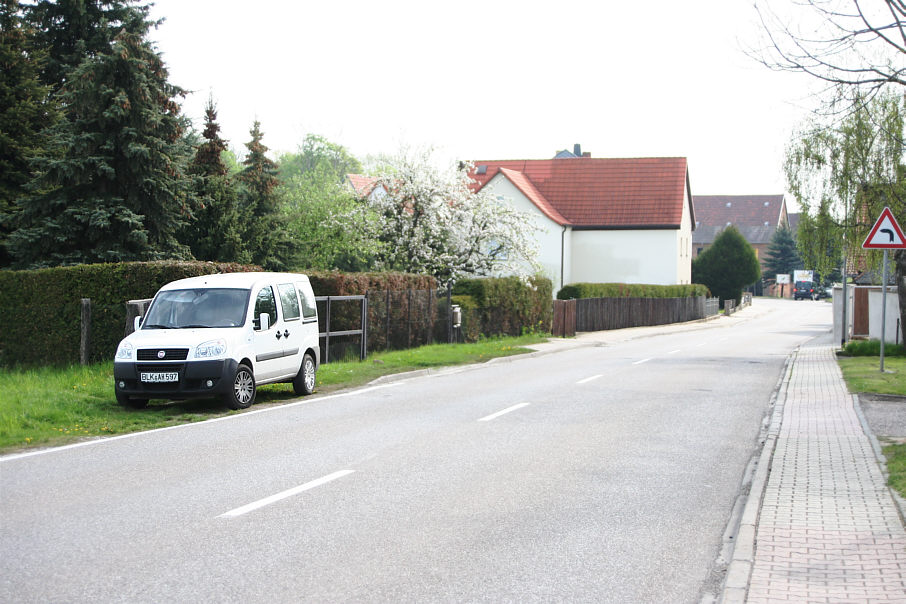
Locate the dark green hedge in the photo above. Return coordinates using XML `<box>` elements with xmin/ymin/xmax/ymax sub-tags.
<box><xmin>454</xmin><ymin>275</ymin><xmax>553</xmax><ymax>337</ymax></box>
<box><xmin>557</xmin><ymin>282</ymin><xmax>710</xmax><ymax>300</ymax></box>
<box><xmin>0</xmin><ymin>262</ymin><xmax>436</xmax><ymax>367</ymax></box>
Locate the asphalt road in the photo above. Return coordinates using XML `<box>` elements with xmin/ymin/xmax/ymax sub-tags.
<box><xmin>0</xmin><ymin>298</ymin><xmax>832</xmax><ymax>603</ymax></box>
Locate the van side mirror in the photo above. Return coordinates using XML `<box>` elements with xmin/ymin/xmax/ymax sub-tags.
<box><xmin>257</xmin><ymin>313</ymin><xmax>270</xmax><ymax>331</ymax></box>
<box><xmin>134</xmin><ymin>316</ymin><xmax>142</xmax><ymax>331</ymax></box>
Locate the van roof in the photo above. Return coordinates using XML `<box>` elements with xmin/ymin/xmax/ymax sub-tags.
<box><xmin>158</xmin><ymin>272</ymin><xmax>310</xmax><ymax>291</ymax></box>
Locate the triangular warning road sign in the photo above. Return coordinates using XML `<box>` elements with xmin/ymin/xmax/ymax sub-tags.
<box><xmin>863</xmin><ymin>207</ymin><xmax>906</xmax><ymax>249</ymax></box>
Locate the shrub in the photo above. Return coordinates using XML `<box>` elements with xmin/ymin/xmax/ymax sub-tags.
<box><xmin>843</xmin><ymin>340</ymin><xmax>906</xmax><ymax>357</ymax></box>
<box><xmin>557</xmin><ymin>282</ymin><xmax>709</xmax><ymax>300</ymax></box>
<box><xmin>454</xmin><ymin>275</ymin><xmax>553</xmax><ymax>337</ymax></box>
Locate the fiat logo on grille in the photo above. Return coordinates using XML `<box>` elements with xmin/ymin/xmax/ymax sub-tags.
<box><xmin>157</xmin><ymin>350</ymin><xmax>166</xmax><ymax>359</ymax></box>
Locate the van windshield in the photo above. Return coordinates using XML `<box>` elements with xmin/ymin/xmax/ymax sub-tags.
<box><xmin>143</xmin><ymin>288</ymin><xmax>250</xmax><ymax>329</ymax></box>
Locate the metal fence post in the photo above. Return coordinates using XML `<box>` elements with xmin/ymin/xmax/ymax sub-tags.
<box><xmin>447</xmin><ymin>281</ymin><xmax>453</xmax><ymax>344</ymax></box>
<box><xmin>324</xmin><ymin>297</ymin><xmax>331</xmax><ymax>363</ymax></box>
<box><xmin>361</xmin><ymin>296</ymin><xmax>368</xmax><ymax>360</ymax></box>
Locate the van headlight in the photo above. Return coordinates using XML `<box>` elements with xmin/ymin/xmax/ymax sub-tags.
<box><xmin>115</xmin><ymin>341</ymin><xmax>134</xmax><ymax>361</ymax></box>
<box><xmin>195</xmin><ymin>339</ymin><xmax>227</xmax><ymax>359</ymax></box>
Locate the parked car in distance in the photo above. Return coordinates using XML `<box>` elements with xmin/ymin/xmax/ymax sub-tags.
<box><xmin>114</xmin><ymin>272</ymin><xmax>320</xmax><ymax>410</ymax></box>
<box><xmin>793</xmin><ymin>280</ymin><xmax>818</xmax><ymax>300</ymax></box>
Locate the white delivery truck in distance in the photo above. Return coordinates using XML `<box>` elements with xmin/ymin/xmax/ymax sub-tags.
<box><xmin>114</xmin><ymin>272</ymin><xmax>320</xmax><ymax>410</ymax></box>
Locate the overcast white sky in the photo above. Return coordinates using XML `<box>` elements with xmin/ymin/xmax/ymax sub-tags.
<box><xmin>148</xmin><ymin>0</ymin><xmax>821</xmax><ymax>198</ymax></box>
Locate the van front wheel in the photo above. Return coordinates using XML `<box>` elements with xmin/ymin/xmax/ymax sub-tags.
<box><xmin>293</xmin><ymin>353</ymin><xmax>316</xmax><ymax>396</ymax></box>
<box><xmin>116</xmin><ymin>392</ymin><xmax>149</xmax><ymax>409</ymax></box>
<box><xmin>224</xmin><ymin>363</ymin><xmax>256</xmax><ymax>410</ymax></box>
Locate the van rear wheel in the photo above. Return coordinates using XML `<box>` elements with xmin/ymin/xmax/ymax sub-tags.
<box><xmin>293</xmin><ymin>353</ymin><xmax>316</xmax><ymax>395</ymax></box>
<box><xmin>224</xmin><ymin>363</ymin><xmax>255</xmax><ymax>410</ymax></box>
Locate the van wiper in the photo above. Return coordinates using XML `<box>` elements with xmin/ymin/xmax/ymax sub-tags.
<box><xmin>142</xmin><ymin>324</ymin><xmax>175</xmax><ymax>329</ymax></box>
<box><xmin>180</xmin><ymin>324</ymin><xmax>212</xmax><ymax>328</ymax></box>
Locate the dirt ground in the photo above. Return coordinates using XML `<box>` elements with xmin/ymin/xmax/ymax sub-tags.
<box><xmin>860</xmin><ymin>394</ymin><xmax>906</xmax><ymax>445</ymax></box>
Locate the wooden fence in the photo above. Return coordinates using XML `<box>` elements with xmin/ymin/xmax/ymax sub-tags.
<box><xmin>553</xmin><ymin>296</ymin><xmax>719</xmax><ymax>335</ymax></box>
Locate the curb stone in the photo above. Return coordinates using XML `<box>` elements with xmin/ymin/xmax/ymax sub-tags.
<box><xmin>718</xmin><ymin>348</ymin><xmax>796</xmax><ymax>604</ymax></box>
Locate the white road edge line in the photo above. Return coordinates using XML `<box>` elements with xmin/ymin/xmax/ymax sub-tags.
<box><xmin>576</xmin><ymin>374</ymin><xmax>603</xmax><ymax>385</ymax></box>
<box><xmin>219</xmin><ymin>470</ymin><xmax>355</xmax><ymax>519</ymax></box>
<box><xmin>632</xmin><ymin>358</ymin><xmax>652</xmax><ymax>365</ymax></box>
<box><xmin>478</xmin><ymin>403</ymin><xmax>530</xmax><ymax>422</ymax></box>
<box><xmin>668</xmin><ymin>349</ymin><xmax>681</xmax><ymax>355</ymax></box>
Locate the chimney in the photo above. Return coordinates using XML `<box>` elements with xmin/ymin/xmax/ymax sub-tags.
<box><xmin>582</xmin><ymin>152</ymin><xmax>590</xmax><ymax>158</ymax></box>
<box><xmin>573</xmin><ymin>143</ymin><xmax>581</xmax><ymax>156</ymax></box>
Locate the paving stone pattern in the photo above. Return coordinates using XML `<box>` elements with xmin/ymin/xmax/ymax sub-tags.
<box><xmin>747</xmin><ymin>345</ymin><xmax>906</xmax><ymax>603</ymax></box>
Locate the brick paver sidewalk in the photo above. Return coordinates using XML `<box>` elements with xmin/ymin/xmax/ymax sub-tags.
<box><xmin>746</xmin><ymin>345</ymin><xmax>906</xmax><ymax>602</ymax></box>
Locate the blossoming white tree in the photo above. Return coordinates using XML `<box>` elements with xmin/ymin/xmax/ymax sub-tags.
<box><xmin>354</xmin><ymin>150</ymin><xmax>540</xmax><ymax>283</ymax></box>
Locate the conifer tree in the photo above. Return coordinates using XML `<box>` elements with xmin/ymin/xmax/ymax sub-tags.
<box><xmin>183</xmin><ymin>97</ymin><xmax>245</xmax><ymax>262</ymax></box>
<box><xmin>0</xmin><ymin>0</ymin><xmax>56</xmax><ymax>266</ymax></box>
<box><xmin>25</xmin><ymin>0</ymin><xmax>151</xmax><ymax>95</ymax></box>
<box><xmin>8</xmin><ymin>29</ymin><xmax>193</xmax><ymax>267</ymax></box>
<box><xmin>762</xmin><ymin>226</ymin><xmax>802</xmax><ymax>279</ymax></box>
<box><xmin>692</xmin><ymin>226</ymin><xmax>761</xmax><ymax>307</ymax></box>
<box><xmin>238</xmin><ymin>121</ymin><xmax>288</xmax><ymax>269</ymax></box>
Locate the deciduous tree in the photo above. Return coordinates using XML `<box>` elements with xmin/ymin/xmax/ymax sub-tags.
<box><xmin>350</xmin><ymin>150</ymin><xmax>540</xmax><ymax>283</ymax></box>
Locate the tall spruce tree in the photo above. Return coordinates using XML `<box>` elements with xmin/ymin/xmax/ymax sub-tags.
<box><xmin>0</xmin><ymin>0</ymin><xmax>56</xmax><ymax>267</ymax></box>
<box><xmin>25</xmin><ymin>0</ymin><xmax>150</xmax><ymax>95</ymax></box>
<box><xmin>762</xmin><ymin>226</ymin><xmax>802</xmax><ymax>279</ymax></box>
<box><xmin>8</xmin><ymin>28</ymin><xmax>193</xmax><ymax>267</ymax></box>
<box><xmin>183</xmin><ymin>97</ymin><xmax>245</xmax><ymax>262</ymax></box>
<box><xmin>238</xmin><ymin>121</ymin><xmax>288</xmax><ymax>269</ymax></box>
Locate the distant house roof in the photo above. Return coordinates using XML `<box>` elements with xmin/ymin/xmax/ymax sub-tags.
<box><xmin>692</xmin><ymin>194</ymin><xmax>788</xmax><ymax>245</ymax></box>
<box><xmin>471</xmin><ymin>157</ymin><xmax>692</xmax><ymax>229</ymax></box>
<box><xmin>788</xmin><ymin>212</ymin><xmax>800</xmax><ymax>236</ymax></box>
<box><xmin>346</xmin><ymin>173</ymin><xmax>379</xmax><ymax>197</ymax></box>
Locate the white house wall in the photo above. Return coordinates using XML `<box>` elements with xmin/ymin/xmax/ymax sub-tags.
<box><xmin>571</xmin><ymin>229</ymin><xmax>682</xmax><ymax>285</ymax></box>
<box><xmin>483</xmin><ymin>175</ymin><xmax>568</xmax><ymax>292</ymax></box>
<box><xmin>677</xmin><ymin>185</ymin><xmax>693</xmax><ymax>283</ymax></box>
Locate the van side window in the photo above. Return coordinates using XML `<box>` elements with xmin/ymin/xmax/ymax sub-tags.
<box><xmin>277</xmin><ymin>283</ymin><xmax>300</xmax><ymax>321</ymax></box>
<box><xmin>297</xmin><ymin>282</ymin><xmax>317</xmax><ymax>319</ymax></box>
<box><xmin>253</xmin><ymin>286</ymin><xmax>277</xmax><ymax>330</ymax></box>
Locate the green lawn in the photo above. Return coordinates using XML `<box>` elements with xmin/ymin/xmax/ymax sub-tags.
<box><xmin>0</xmin><ymin>334</ymin><xmax>546</xmax><ymax>454</ymax></box>
<box><xmin>837</xmin><ymin>355</ymin><xmax>906</xmax><ymax>498</ymax></box>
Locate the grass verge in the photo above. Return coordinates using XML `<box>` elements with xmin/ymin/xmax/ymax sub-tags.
<box><xmin>837</xmin><ymin>356</ymin><xmax>906</xmax><ymax>397</ymax></box>
<box><xmin>0</xmin><ymin>334</ymin><xmax>547</xmax><ymax>454</ymax></box>
<box><xmin>838</xmin><ymin>355</ymin><xmax>906</xmax><ymax>498</ymax></box>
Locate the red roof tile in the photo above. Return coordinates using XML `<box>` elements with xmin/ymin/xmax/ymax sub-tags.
<box><xmin>692</xmin><ymin>195</ymin><xmax>786</xmax><ymax>228</ymax></box>
<box><xmin>346</xmin><ymin>173</ymin><xmax>379</xmax><ymax>197</ymax></box>
<box><xmin>471</xmin><ymin>158</ymin><xmax>690</xmax><ymax>227</ymax></box>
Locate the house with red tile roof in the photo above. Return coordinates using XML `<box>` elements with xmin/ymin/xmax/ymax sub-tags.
<box><xmin>345</xmin><ymin>174</ymin><xmax>387</xmax><ymax>202</ymax></box>
<box><xmin>691</xmin><ymin>194</ymin><xmax>790</xmax><ymax>271</ymax></box>
<box><xmin>470</xmin><ymin>154</ymin><xmax>695</xmax><ymax>293</ymax></box>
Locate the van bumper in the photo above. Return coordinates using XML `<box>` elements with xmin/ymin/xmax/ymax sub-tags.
<box><xmin>113</xmin><ymin>359</ymin><xmax>239</xmax><ymax>400</ymax></box>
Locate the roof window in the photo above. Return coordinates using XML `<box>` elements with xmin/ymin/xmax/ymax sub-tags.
<box><xmin>726</xmin><ymin>202</ymin><xmax>732</xmax><ymax>207</ymax></box>
<box><xmin>764</xmin><ymin>201</ymin><xmax>770</xmax><ymax>206</ymax></box>
<box><xmin>477</xmin><ymin>165</ymin><xmax>487</xmax><ymax>175</ymax></box>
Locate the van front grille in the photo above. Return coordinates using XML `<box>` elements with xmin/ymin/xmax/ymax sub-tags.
<box><xmin>137</xmin><ymin>348</ymin><xmax>189</xmax><ymax>361</ymax></box>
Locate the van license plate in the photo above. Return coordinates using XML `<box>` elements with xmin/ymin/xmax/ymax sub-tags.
<box><xmin>140</xmin><ymin>372</ymin><xmax>179</xmax><ymax>383</ymax></box>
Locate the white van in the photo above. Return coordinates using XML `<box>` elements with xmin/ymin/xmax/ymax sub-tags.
<box><xmin>114</xmin><ymin>272</ymin><xmax>320</xmax><ymax>410</ymax></box>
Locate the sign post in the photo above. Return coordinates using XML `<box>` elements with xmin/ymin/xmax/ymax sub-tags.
<box><xmin>861</xmin><ymin>207</ymin><xmax>906</xmax><ymax>371</ymax></box>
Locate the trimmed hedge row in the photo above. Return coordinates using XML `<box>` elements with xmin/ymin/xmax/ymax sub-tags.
<box><xmin>0</xmin><ymin>262</ymin><xmax>436</xmax><ymax>367</ymax></box>
<box><xmin>557</xmin><ymin>282</ymin><xmax>710</xmax><ymax>300</ymax></box>
<box><xmin>454</xmin><ymin>275</ymin><xmax>553</xmax><ymax>337</ymax></box>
